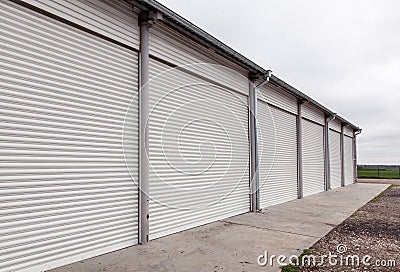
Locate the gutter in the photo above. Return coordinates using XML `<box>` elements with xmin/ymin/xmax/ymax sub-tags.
<box><xmin>353</xmin><ymin>129</ymin><xmax>361</xmax><ymax>183</ymax></box>
<box><xmin>132</xmin><ymin>0</ymin><xmax>360</xmax><ymax>131</ymax></box>
<box><xmin>256</xmin><ymin>70</ymin><xmax>273</xmax><ymax>89</ymax></box>
<box><xmin>134</xmin><ymin>0</ymin><xmax>266</xmax><ymax>75</ymax></box>
<box><xmin>327</xmin><ymin>113</ymin><xmax>337</xmax><ymax>123</ymax></box>
<box><xmin>269</xmin><ymin>76</ymin><xmax>359</xmax><ymax>130</ymax></box>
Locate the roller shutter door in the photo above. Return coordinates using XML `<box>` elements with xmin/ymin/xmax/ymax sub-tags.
<box><xmin>302</xmin><ymin>120</ymin><xmax>325</xmax><ymax>197</ymax></box>
<box><xmin>0</xmin><ymin>2</ymin><xmax>139</xmax><ymax>272</ymax></box>
<box><xmin>344</xmin><ymin>136</ymin><xmax>354</xmax><ymax>185</ymax></box>
<box><xmin>20</xmin><ymin>0</ymin><xmax>140</xmax><ymax>49</ymax></box>
<box><xmin>148</xmin><ymin>59</ymin><xmax>250</xmax><ymax>239</ymax></box>
<box><xmin>329</xmin><ymin>129</ymin><xmax>342</xmax><ymax>189</ymax></box>
<box><xmin>258</xmin><ymin>102</ymin><xmax>298</xmax><ymax>208</ymax></box>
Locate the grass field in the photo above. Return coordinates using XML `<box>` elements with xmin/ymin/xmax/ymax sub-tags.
<box><xmin>358</xmin><ymin>169</ymin><xmax>400</xmax><ymax>179</ymax></box>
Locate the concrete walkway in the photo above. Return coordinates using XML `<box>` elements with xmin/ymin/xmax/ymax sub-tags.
<box><xmin>50</xmin><ymin>183</ymin><xmax>388</xmax><ymax>272</ymax></box>
<box><xmin>358</xmin><ymin>178</ymin><xmax>400</xmax><ymax>185</ymax></box>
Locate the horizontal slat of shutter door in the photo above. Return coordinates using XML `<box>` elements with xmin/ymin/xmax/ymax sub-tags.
<box><xmin>344</xmin><ymin>136</ymin><xmax>354</xmax><ymax>185</ymax></box>
<box><xmin>258</xmin><ymin>102</ymin><xmax>298</xmax><ymax>208</ymax></box>
<box><xmin>344</xmin><ymin>126</ymin><xmax>354</xmax><ymax>137</ymax></box>
<box><xmin>149</xmin><ymin>23</ymin><xmax>249</xmax><ymax>95</ymax></box>
<box><xmin>302</xmin><ymin>103</ymin><xmax>325</xmax><ymax>125</ymax></box>
<box><xmin>0</xmin><ymin>2</ymin><xmax>139</xmax><ymax>272</ymax></box>
<box><xmin>329</xmin><ymin>129</ymin><xmax>341</xmax><ymax>189</ymax></box>
<box><xmin>21</xmin><ymin>0</ymin><xmax>140</xmax><ymax>49</ymax></box>
<box><xmin>329</xmin><ymin>119</ymin><xmax>342</xmax><ymax>133</ymax></box>
<box><xmin>302</xmin><ymin>119</ymin><xmax>325</xmax><ymax>197</ymax></box>
<box><xmin>257</xmin><ymin>84</ymin><xmax>298</xmax><ymax>115</ymax></box>
<box><xmin>149</xmin><ymin>59</ymin><xmax>250</xmax><ymax>239</ymax></box>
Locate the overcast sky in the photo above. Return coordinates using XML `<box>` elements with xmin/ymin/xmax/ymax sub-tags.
<box><xmin>159</xmin><ymin>0</ymin><xmax>400</xmax><ymax>165</ymax></box>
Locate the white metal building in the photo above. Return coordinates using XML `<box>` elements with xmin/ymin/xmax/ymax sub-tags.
<box><xmin>0</xmin><ymin>0</ymin><xmax>360</xmax><ymax>271</ymax></box>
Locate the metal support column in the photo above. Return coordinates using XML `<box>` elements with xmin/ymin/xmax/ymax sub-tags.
<box><xmin>340</xmin><ymin>124</ymin><xmax>345</xmax><ymax>187</ymax></box>
<box><xmin>297</xmin><ymin>99</ymin><xmax>305</xmax><ymax>199</ymax></box>
<box><xmin>248</xmin><ymin>71</ymin><xmax>272</xmax><ymax>211</ymax></box>
<box><xmin>139</xmin><ymin>19</ymin><xmax>150</xmax><ymax>245</ymax></box>
<box><xmin>324</xmin><ymin>115</ymin><xmax>330</xmax><ymax>191</ymax></box>
<box><xmin>138</xmin><ymin>10</ymin><xmax>162</xmax><ymax>245</ymax></box>
<box><xmin>248</xmin><ymin>80</ymin><xmax>258</xmax><ymax>212</ymax></box>
<box><xmin>324</xmin><ymin>114</ymin><xmax>336</xmax><ymax>191</ymax></box>
<box><xmin>353</xmin><ymin>136</ymin><xmax>357</xmax><ymax>183</ymax></box>
<box><xmin>354</xmin><ymin>129</ymin><xmax>361</xmax><ymax>183</ymax></box>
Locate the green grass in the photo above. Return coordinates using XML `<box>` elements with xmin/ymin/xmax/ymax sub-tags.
<box><xmin>358</xmin><ymin>169</ymin><xmax>400</xmax><ymax>179</ymax></box>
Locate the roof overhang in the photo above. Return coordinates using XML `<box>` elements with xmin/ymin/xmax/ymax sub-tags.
<box><xmin>131</xmin><ymin>0</ymin><xmax>360</xmax><ymax>131</ymax></box>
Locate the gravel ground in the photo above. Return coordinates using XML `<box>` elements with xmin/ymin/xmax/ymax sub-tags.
<box><xmin>292</xmin><ymin>186</ymin><xmax>400</xmax><ymax>271</ymax></box>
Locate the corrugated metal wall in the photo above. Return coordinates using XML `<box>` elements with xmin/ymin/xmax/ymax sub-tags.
<box><xmin>329</xmin><ymin>129</ymin><xmax>342</xmax><ymax>189</ymax></box>
<box><xmin>257</xmin><ymin>83</ymin><xmax>298</xmax><ymax>115</ymax></box>
<box><xmin>21</xmin><ymin>0</ymin><xmax>140</xmax><ymax>49</ymax></box>
<box><xmin>329</xmin><ymin>119</ymin><xmax>342</xmax><ymax>133</ymax></box>
<box><xmin>302</xmin><ymin>103</ymin><xmax>325</xmax><ymax>125</ymax></box>
<box><xmin>344</xmin><ymin>126</ymin><xmax>354</xmax><ymax>137</ymax></box>
<box><xmin>302</xmin><ymin>119</ymin><xmax>325</xmax><ymax>196</ymax></box>
<box><xmin>149</xmin><ymin>22</ymin><xmax>249</xmax><ymax>95</ymax></box>
<box><xmin>344</xmin><ymin>136</ymin><xmax>354</xmax><ymax>185</ymax></box>
<box><xmin>257</xmin><ymin>101</ymin><xmax>298</xmax><ymax>208</ymax></box>
<box><xmin>148</xmin><ymin>59</ymin><xmax>250</xmax><ymax>239</ymax></box>
<box><xmin>0</xmin><ymin>1</ymin><xmax>139</xmax><ymax>271</ymax></box>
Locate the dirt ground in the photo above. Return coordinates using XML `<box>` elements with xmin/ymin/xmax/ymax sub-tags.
<box><xmin>294</xmin><ymin>185</ymin><xmax>400</xmax><ymax>271</ymax></box>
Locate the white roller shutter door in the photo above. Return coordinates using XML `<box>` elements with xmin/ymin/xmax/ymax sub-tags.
<box><xmin>344</xmin><ymin>126</ymin><xmax>354</xmax><ymax>137</ymax></box>
<box><xmin>344</xmin><ymin>136</ymin><xmax>354</xmax><ymax>185</ymax></box>
<box><xmin>149</xmin><ymin>22</ymin><xmax>249</xmax><ymax>94</ymax></box>
<box><xmin>302</xmin><ymin>120</ymin><xmax>325</xmax><ymax>197</ymax></box>
<box><xmin>257</xmin><ymin>83</ymin><xmax>298</xmax><ymax>114</ymax></box>
<box><xmin>258</xmin><ymin>102</ymin><xmax>298</xmax><ymax>208</ymax></box>
<box><xmin>148</xmin><ymin>59</ymin><xmax>250</xmax><ymax>239</ymax></box>
<box><xmin>329</xmin><ymin>129</ymin><xmax>342</xmax><ymax>189</ymax></box>
<box><xmin>21</xmin><ymin>0</ymin><xmax>140</xmax><ymax>49</ymax></box>
<box><xmin>0</xmin><ymin>2</ymin><xmax>139</xmax><ymax>272</ymax></box>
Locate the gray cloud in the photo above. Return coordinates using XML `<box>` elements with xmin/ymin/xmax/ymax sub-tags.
<box><xmin>159</xmin><ymin>0</ymin><xmax>400</xmax><ymax>164</ymax></box>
